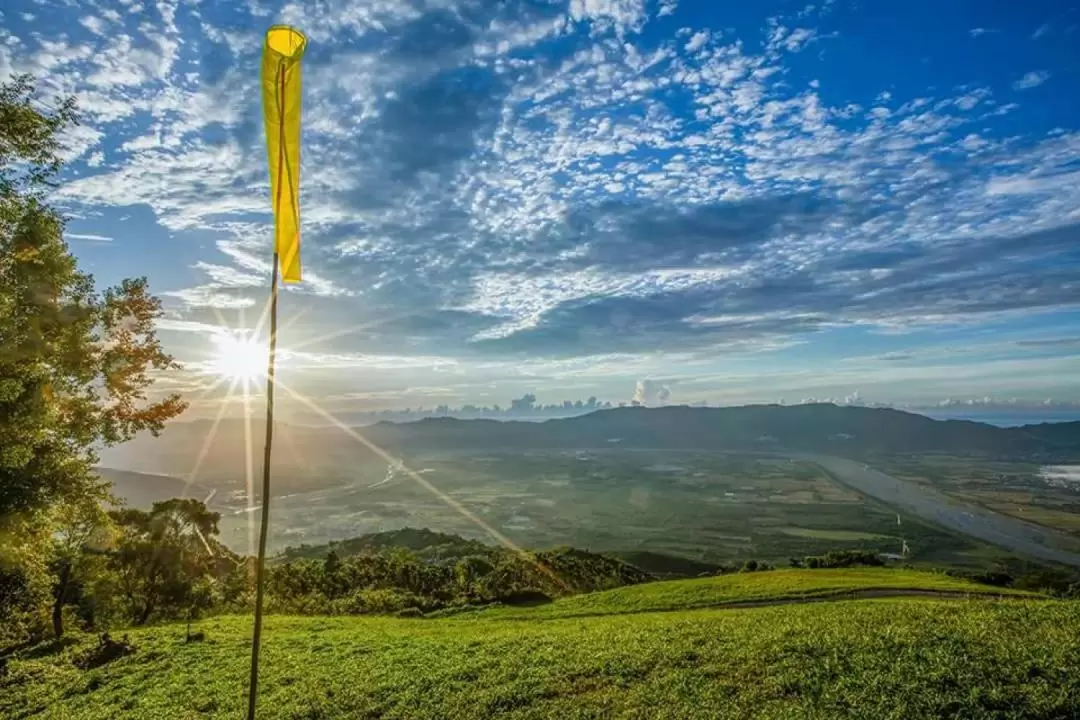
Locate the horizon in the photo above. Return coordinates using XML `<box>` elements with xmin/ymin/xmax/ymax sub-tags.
<box><xmin>150</xmin><ymin>398</ymin><xmax>1080</xmax><ymax>430</ymax></box>
<box><xmin>4</xmin><ymin>0</ymin><xmax>1079</xmax><ymax>420</ymax></box>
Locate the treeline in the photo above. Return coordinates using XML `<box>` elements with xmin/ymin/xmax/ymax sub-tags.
<box><xmin>269</xmin><ymin>545</ymin><xmax>650</xmax><ymax>616</ymax></box>
<box><xmin>947</xmin><ymin>559</ymin><xmax>1080</xmax><ymax>598</ymax></box>
<box><xmin>1</xmin><ymin>499</ymin><xmax>249</xmax><ymax>644</ymax></box>
<box><xmin>1</xmin><ymin>500</ymin><xmax>653</xmax><ymax>644</ymax></box>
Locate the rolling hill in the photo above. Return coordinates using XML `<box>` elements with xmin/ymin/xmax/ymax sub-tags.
<box><xmin>2</xmin><ymin>569</ymin><xmax>1073</xmax><ymax>720</ymax></box>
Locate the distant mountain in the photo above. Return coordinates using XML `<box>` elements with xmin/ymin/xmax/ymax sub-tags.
<box><xmin>96</xmin><ymin>467</ymin><xmax>217</xmax><ymax>510</ymax></box>
<box><xmin>99</xmin><ymin>404</ymin><xmax>1080</xmax><ymax>486</ymax></box>
<box><xmin>363</xmin><ymin>404</ymin><xmax>1080</xmax><ymax>458</ymax></box>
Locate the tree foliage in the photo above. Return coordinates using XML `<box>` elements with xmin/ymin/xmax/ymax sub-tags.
<box><xmin>109</xmin><ymin>499</ymin><xmax>239</xmax><ymax>626</ymax></box>
<box><xmin>0</xmin><ymin>73</ymin><xmax>186</xmax><ymax>518</ymax></box>
<box><xmin>0</xmin><ymin>74</ymin><xmax>187</xmax><ymax>640</ymax></box>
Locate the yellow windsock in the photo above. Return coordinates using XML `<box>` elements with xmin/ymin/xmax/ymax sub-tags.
<box><xmin>261</xmin><ymin>26</ymin><xmax>306</xmax><ymax>283</ymax></box>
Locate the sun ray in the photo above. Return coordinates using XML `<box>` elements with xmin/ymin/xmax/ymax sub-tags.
<box><xmin>279</xmin><ymin>308</ymin><xmax>422</xmax><ymax>354</ymax></box>
<box><xmin>274</xmin><ymin>378</ymin><xmax>568</xmax><ymax>591</ymax></box>
<box><xmin>242</xmin><ymin>377</ymin><xmax>256</xmax><ymax>557</ymax></box>
<box><xmin>238</xmin><ymin>305</ymin><xmax>257</xmax><ymax>557</ymax></box>
<box><xmin>182</xmin><ymin>376</ymin><xmax>240</xmax><ymax>498</ymax></box>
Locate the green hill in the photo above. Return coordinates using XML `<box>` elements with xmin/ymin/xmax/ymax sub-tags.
<box><xmin>4</xmin><ymin>569</ymin><xmax>1074</xmax><ymax>720</ymax></box>
<box><xmin>276</xmin><ymin>527</ymin><xmax>494</xmax><ymax>563</ymax></box>
<box><xmin>471</xmin><ymin>567</ymin><xmax>1036</xmax><ymax>620</ymax></box>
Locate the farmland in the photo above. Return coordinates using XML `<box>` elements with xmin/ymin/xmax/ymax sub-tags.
<box><xmin>213</xmin><ymin>451</ymin><xmax>994</xmax><ymax>566</ymax></box>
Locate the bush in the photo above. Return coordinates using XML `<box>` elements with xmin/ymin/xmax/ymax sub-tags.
<box><xmin>802</xmin><ymin>550</ymin><xmax>884</xmax><ymax>569</ymax></box>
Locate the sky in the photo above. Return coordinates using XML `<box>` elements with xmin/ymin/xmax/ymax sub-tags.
<box><xmin>3</xmin><ymin>0</ymin><xmax>1080</xmax><ymax>420</ymax></box>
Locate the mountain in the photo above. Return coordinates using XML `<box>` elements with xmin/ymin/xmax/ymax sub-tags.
<box><xmin>95</xmin><ymin>467</ymin><xmax>217</xmax><ymax>510</ymax></box>
<box><xmin>98</xmin><ymin>404</ymin><xmax>1080</xmax><ymax>486</ymax></box>
<box><xmin>354</xmin><ymin>403</ymin><xmax>1080</xmax><ymax>458</ymax></box>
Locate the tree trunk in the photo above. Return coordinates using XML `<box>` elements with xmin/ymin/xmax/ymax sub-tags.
<box><xmin>136</xmin><ymin>597</ymin><xmax>154</xmax><ymax>626</ymax></box>
<box><xmin>52</xmin><ymin>563</ymin><xmax>71</xmax><ymax>640</ymax></box>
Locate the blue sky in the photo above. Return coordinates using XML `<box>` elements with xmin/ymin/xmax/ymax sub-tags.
<box><xmin>3</xmin><ymin>0</ymin><xmax>1080</xmax><ymax>419</ymax></box>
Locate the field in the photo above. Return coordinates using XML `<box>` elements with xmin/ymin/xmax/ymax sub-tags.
<box><xmin>2</xmin><ymin>570</ymin><xmax>1074</xmax><ymax>720</ymax></box>
<box><xmin>472</xmin><ymin>568</ymin><xmax>1035</xmax><ymax>620</ymax></box>
<box><xmin>866</xmin><ymin>455</ymin><xmax>1080</xmax><ymax>540</ymax></box>
<box><xmin>217</xmin><ymin>451</ymin><xmax>998</xmax><ymax>565</ymax></box>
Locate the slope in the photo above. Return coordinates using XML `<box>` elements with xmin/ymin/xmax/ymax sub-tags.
<box><xmin>3</xmin><ymin>570</ymin><xmax>1072</xmax><ymax>720</ymax></box>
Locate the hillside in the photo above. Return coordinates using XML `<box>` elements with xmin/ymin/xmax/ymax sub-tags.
<box><xmin>277</xmin><ymin>527</ymin><xmax>494</xmax><ymax>563</ymax></box>
<box><xmin>98</xmin><ymin>404</ymin><xmax>1080</xmax><ymax>486</ymax></box>
<box><xmin>95</xmin><ymin>468</ymin><xmax>215</xmax><ymax>510</ymax></box>
<box><xmin>2</xmin><ymin>570</ymin><xmax>1074</xmax><ymax>720</ymax></box>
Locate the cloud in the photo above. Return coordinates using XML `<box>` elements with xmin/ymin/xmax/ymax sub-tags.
<box><xmin>156</xmin><ymin>318</ymin><xmax>228</xmax><ymax>334</ymax></box>
<box><xmin>569</xmin><ymin>0</ymin><xmax>649</xmax><ymax>35</ymax></box>
<box><xmin>969</xmin><ymin>28</ymin><xmax>996</xmax><ymax>37</ymax></box>
<box><xmin>1014</xmin><ymin>337</ymin><xmax>1080</xmax><ymax>348</ymax></box>
<box><xmin>1013</xmin><ymin>71</ymin><xmax>1050</xmax><ymax>90</ymax></box>
<box><xmin>634</xmin><ymin>378</ymin><xmax>672</xmax><ymax>405</ymax></box>
<box><xmin>65</xmin><ymin>232</ymin><xmax>112</xmax><ymax>243</ymax></box>
<box><xmin>163</xmin><ymin>286</ymin><xmax>257</xmax><ymax>310</ymax></box>
<box><xmin>4</xmin><ymin>0</ymin><xmax>1077</xmax><ymax>387</ymax></box>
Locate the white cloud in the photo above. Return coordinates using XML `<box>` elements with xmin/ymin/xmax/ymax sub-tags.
<box><xmin>156</xmin><ymin>318</ymin><xmax>228</xmax><ymax>334</ymax></box>
<box><xmin>684</xmin><ymin>30</ymin><xmax>709</xmax><ymax>53</ymax></box>
<box><xmin>65</xmin><ymin>232</ymin><xmax>113</xmax><ymax>242</ymax></box>
<box><xmin>634</xmin><ymin>378</ymin><xmax>672</xmax><ymax>405</ymax></box>
<box><xmin>569</xmin><ymin>0</ymin><xmax>649</xmax><ymax>35</ymax></box>
<box><xmin>1013</xmin><ymin>70</ymin><xmax>1050</xmax><ymax>90</ymax></box>
<box><xmin>79</xmin><ymin>16</ymin><xmax>107</xmax><ymax>36</ymax></box>
<box><xmin>163</xmin><ymin>286</ymin><xmax>257</xmax><ymax>309</ymax></box>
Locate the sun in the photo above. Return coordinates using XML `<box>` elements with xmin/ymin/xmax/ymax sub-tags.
<box><xmin>210</xmin><ymin>333</ymin><xmax>267</xmax><ymax>383</ymax></box>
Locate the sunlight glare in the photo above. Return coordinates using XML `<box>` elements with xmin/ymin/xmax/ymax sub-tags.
<box><xmin>211</xmin><ymin>333</ymin><xmax>267</xmax><ymax>383</ymax></box>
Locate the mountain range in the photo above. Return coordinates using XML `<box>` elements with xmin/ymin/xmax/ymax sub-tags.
<box><xmin>95</xmin><ymin>404</ymin><xmax>1080</xmax><ymax>504</ymax></box>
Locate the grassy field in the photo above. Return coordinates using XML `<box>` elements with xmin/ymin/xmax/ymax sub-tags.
<box><xmin>4</xmin><ymin>570</ymin><xmax>1074</xmax><ymax>720</ymax></box>
<box><xmin>471</xmin><ymin>568</ymin><xmax>1035</xmax><ymax>620</ymax></box>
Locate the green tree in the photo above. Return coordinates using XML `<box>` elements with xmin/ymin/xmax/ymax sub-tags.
<box><xmin>110</xmin><ymin>499</ymin><xmax>223</xmax><ymax>625</ymax></box>
<box><xmin>0</xmin><ymin>74</ymin><xmax>185</xmax><ymax>639</ymax></box>
<box><xmin>0</xmin><ymin>73</ymin><xmax>186</xmax><ymax>518</ymax></box>
<box><xmin>48</xmin><ymin>493</ymin><xmax>115</xmax><ymax>639</ymax></box>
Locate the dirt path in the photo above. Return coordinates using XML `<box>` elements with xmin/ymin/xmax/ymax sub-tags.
<box><xmin>807</xmin><ymin>454</ymin><xmax>1080</xmax><ymax>568</ymax></box>
<box><xmin>708</xmin><ymin>587</ymin><xmax>1028</xmax><ymax>610</ymax></box>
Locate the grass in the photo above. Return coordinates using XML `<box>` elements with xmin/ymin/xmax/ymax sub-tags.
<box><xmin>473</xmin><ymin>568</ymin><xmax>1035</xmax><ymax>620</ymax></box>
<box><xmin>2</xmin><ymin>570</ymin><xmax>1069</xmax><ymax>720</ymax></box>
<box><xmin>778</xmin><ymin>528</ymin><xmax>892</xmax><ymax>541</ymax></box>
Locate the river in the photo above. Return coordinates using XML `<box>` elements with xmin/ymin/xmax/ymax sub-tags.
<box><xmin>807</xmin><ymin>455</ymin><xmax>1080</xmax><ymax>569</ymax></box>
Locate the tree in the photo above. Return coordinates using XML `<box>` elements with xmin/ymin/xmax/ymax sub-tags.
<box><xmin>0</xmin><ymin>73</ymin><xmax>186</xmax><ymax>519</ymax></box>
<box><xmin>110</xmin><ymin>499</ymin><xmax>224</xmax><ymax>625</ymax></box>
<box><xmin>48</xmin><ymin>493</ymin><xmax>114</xmax><ymax>639</ymax></box>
